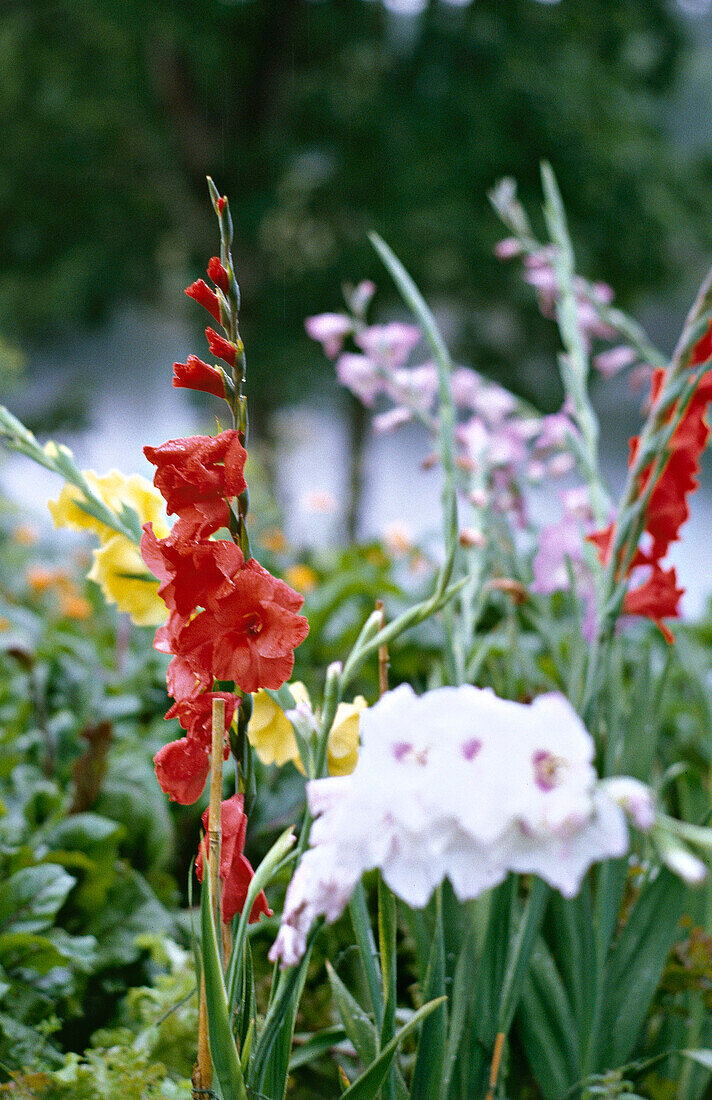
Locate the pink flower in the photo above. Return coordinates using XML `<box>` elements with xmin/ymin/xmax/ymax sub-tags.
<box><xmin>593</xmin><ymin>345</ymin><xmax>638</xmax><ymax>378</ymax></box>
<box><xmin>493</xmin><ymin>237</ymin><xmax>523</xmax><ymax>260</ymax></box>
<box><xmin>305</xmin><ymin>313</ymin><xmax>352</xmax><ymax>359</ymax></box>
<box><xmin>336</xmin><ymin>353</ymin><xmax>383</xmax><ymax>406</ymax></box>
<box><xmin>355</xmin><ymin>323</ymin><xmax>421</xmax><ymax>368</ymax></box>
<box><xmin>372</xmin><ymin>407</ymin><xmax>412</xmax><ymax>434</ymax></box>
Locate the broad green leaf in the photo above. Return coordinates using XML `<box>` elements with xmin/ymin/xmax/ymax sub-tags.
<box><xmin>199</xmin><ymin>862</ymin><xmax>248</xmax><ymax>1100</ymax></box>
<box><xmin>410</xmin><ymin>891</ymin><xmax>447</xmax><ymax>1100</ymax></box>
<box><xmin>340</xmin><ymin>997</ymin><xmax>447</xmax><ymax>1100</ymax></box>
<box><xmin>594</xmin><ymin>868</ymin><xmax>686</xmax><ymax>1071</ymax></box>
<box><xmin>378</xmin><ymin>876</ymin><xmax>398</xmax><ymax>1100</ymax></box>
<box><xmin>289</xmin><ymin>1026</ymin><xmax>349</xmax><ymax>1071</ymax></box>
<box><xmin>497</xmin><ymin>877</ymin><xmax>549</xmax><ymax>1035</ymax></box>
<box><xmin>249</xmin><ymin>922</ymin><xmax>321</xmax><ymax>1099</ymax></box>
<box><xmin>350</xmin><ymin>880</ymin><xmax>384</xmax><ymax>1030</ymax></box>
<box><xmin>518</xmin><ymin>943</ymin><xmax>580</xmax><ymax>1100</ymax></box>
<box><xmin>442</xmin><ymin>921</ymin><xmax>478</xmax><ymax>1099</ymax></box>
<box><xmin>0</xmin><ymin>864</ymin><xmax>75</xmax><ymax>934</ymax></box>
<box><xmin>327</xmin><ymin>961</ymin><xmax>378</xmax><ymax>1067</ymax></box>
<box><xmin>548</xmin><ymin>887</ymin><xmax>595</xmax><ymax>1037</ymax></box>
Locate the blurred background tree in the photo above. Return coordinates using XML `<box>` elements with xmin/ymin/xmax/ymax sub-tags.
<box><xmin>1</xmin><ymin>0</ymin><xmax>710</xmax><ymax>413</ymax></box>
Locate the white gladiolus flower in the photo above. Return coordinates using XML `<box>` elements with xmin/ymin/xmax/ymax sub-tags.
<box><xmin>269</xmin><ymin>684</ymin><xmax>640</xmax><ymax>968</ymax></box>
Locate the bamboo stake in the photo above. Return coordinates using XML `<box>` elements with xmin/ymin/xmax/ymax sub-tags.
<box><xmin>209</xmin><ymin>696</ymin><xmax>225</xmax><ymax>958</ymax></box>
<box><xmin>485</xmin><ymin>1031</ymin><xmax>506</xmax><ymax>1100</ymax></box>
<box><xmin>192</xmin><ymin>975</ymin><xmax>212</xmax><ymax>1096</ymax></box>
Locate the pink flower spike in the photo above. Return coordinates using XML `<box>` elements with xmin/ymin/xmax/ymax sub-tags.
<box><xmin>347</xmin><ymin>280</ymin><xmax>376</xmax><ymax>317</ymax></box>
<box><xmin>336</xmin><ymin>352</ymin><xmax>383</xmax><ymax>406</ymax></box>
<box><xmin>355</xmin><ymin>323</ymin><xmax>421</xmax><ymax>369</ymax></box>
<box><xmin>372</xmin><ymin>407</ymin><xmax>412</xmax><ymax>434</ymax></box>
<box><xmin>450</xmin><ymin>367</ymin><xmax>482</xmax><ymax>409</ymax></box>
<box><xmin>472</xmin><ymin>385</ymin><xmax>517</xmax><ymax>425</ymax></box>
<box><xmin>593</xmin><ymin>345</ymin><xmax>638</xmax><ymax>378</ymax></box>
<box><xmin>305</xmin><ymin>313</ymin><xmax>352</xmax><ymax>359</ymax></box>
<box><xmin>493</xmin><ymin>237</ymin><xmax>523</xmax><ymax>260</ymax></box>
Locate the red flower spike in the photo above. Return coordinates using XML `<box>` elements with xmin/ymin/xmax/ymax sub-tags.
<box><xmin>154</xmin><ymin>737</ymin><xmax>210</xmax><ymax>804</ymax></box>
<box><xmin>690</xmin><ymin>319</ymin><xmax>712</xmax><ymax>366</ymax></box>
<box><xmin>168</xmin><ymin>558</ymin><xmax>309</xmax><ymax>694</ymax></box>
<box><xmin>141</xmin><ymin>524</ymin><xmax>244</xmax><ymax>615</ymax></box>
<box><xmin>207</xmin><ymin>257</ymin><xmax>230</xmax><ymax>296</ymax></box>
<box><xmin>185</xmin><ymin>279</ymin><xmax>222</xmax><ymax>324</ymax></box>
<box><xmin>588</xmin><ymin>366</ymin><xmax>712</xmax><ymax>641</ymax></box>
<box><xmin>144</xmin><ymin>431</ymin><xmax>247</xmax><ymax>517</ymax></box>
<box><xmin>173</xmin><ymin>355</ymin><xmax>226</xmax><ymax>399</ymax></box>
<box><xmin>165</xmin><ymin>691</ymin><xmax>238</xmax><ymax>749</ymax></box>
<box><xmin>623</xmin><ymin>566</ymin><xmax>684</xmax><ymax>644</ymax></box>
<box><xmin>196</xmin><ymin>794</ymin><xmax>272</xmax><ymax>924</ymax></box>
<box><xmin>205</xmin><ymin>327</ymin><xmax>237</xmax><ymax>368</ymax></box>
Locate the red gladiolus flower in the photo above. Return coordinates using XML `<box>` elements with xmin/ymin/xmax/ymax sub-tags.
<box><xmin>589</xmin><ymin>364</ymin><xmax>712</xmax><ymax>640</ymax></box>
<box><xmin>166</xmin><ymin>558</ymin><xmax>309</xmax><ymax>694</ymax></box>
<box><xmin>205</xmin><ymin>327</ymin><xmax>237</xmax><ymax>368</ymax></box>
<box><xmin>690</xmin><ymin>318</ymin><xmax>712</xmax><ymax>366</ymax></box>
<box><xmin>173</xmin><ymin>355</ymin><xmax>226</xmax><ymax>399</ymax></box>
<box><xmin>165</xmin><ymin>690</ymin><xmax>238</xmax><ymax>748</ymax></box>
<box><xmin>196</xmin><ymin>794</ymin><xmax>272</xmax><ymax>923</ymax></box>
<box><xmin>141</xmin><ymin>524</ymin><xmax>244</xmax><ymax>615</ymax></box>
<box><xmin>144</xmin><ymin>431</ymin><xmax>247</xmax><ymax>518</ymax></box>
<box><xmin>216</xmin><ymin>196</ymin><xmax>227</xmax><ymax>216</ymax></box>
<box><xmin>207</xmin><ymin>257</ymin><xmax>230</xmax><ymax>296</ymax></box>
<box><xmin>622</xmin><ymin>565</ymin><xmax>684</xmax><ymax>644</ymax></box>
<box><xmin>185</xmin><ymin>278</ymin><xmax>222</xmax><ymax>324</ymax></box>
<box><xmin>154</xmin><ymin>737</ymin><xmax>210</xmax><ymax>804</ymax></box>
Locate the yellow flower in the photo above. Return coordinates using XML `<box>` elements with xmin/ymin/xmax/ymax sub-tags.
<box><xmin>248</xmin><ymin>682</ymin><xmax>310</xmax><ymax>768</ymax></box>
<box><xmin>284</xmin><ymin>563</ymin><xmax>318</xmax><ymax>594</ymax></box>
<box><xmin>49</xmin><ymin>470</ymin><xmax>169</xmax><ymax>627</ymax></box>
<box><xmin>49</xmin><ymin>470</ymin><xmax>169</xmax><ymax>543</ymax></box>
<box><xmin>247</xmin><ymin>684</ymin><xmax>366</xmax><ymax>776</ymax></box>
<box><xmin>327</xmin><ymin>697</ymin><xmax>367</xmax><ymax>776</ymax></box>
<box><xmin>88</xmin><ymin>535</ymin><xmax>167</xmax><ymax>627</ymax></box>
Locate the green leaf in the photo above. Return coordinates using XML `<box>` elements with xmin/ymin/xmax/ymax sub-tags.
<box><xmin>289</xmin><ymin>1026</ymin><xmax>348</xmax><ymax>1071</ymax></box>
<box><xmin>595</xmin><ymin>868</ymin><xmax>686</xmax><ymax>1070</ymax></box>
<box><xmin>349</xmin><ymin>880</ymin><xmax>384</xmax><ymax>1031</ymax></box>
<box><xmin>339</xmin><ymin>997</ymin><xmax>447</xmax><ymax>1100</ymax></box>
<box><xmin>199</xmin><ymin>860</ymin><xmax>248</xmax><ymax>1100</ymax></box>
<box><xmin>518</xmin><ymin>942</ymin><xmax>580</xmax><ymax>1100</ymax></box>
<box><xmin>378</xmin><ymin>876</ymin><xmax>398</xmax><ymax>1100</ymax></box>
<box><xmin>327</xmin><ymin>961</ymin><xmax>378</xmax><ymax>1067</ymax></box>
<box><xmin>497</xmin><ymin>877</ymin><xmax>549</xmax><ymax>1035</ymax></box>
<box><xmin>409</xmin><ymin>890</ymin><xmax>447</xmax><ymax>1100</ymax></box>
<box><xmin>0</xmin><ymin>864</ymin><xmax>75</xmax><ymax>934</ymax></box>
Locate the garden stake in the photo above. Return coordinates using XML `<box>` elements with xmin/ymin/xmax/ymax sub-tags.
<box><xmin>209</xmin><ymin>696</ymin><xmax>226</xmax><ymax>959</ymax></box>
<box><xmin>485</xmin><ymin>1031</ymin><xmax>506</xmax><ymax>1100</ymax></box>
<box><xmin>193</xmin><ymin>974</ymin><xmax>212</xmax><ymax>1096</ymax></box>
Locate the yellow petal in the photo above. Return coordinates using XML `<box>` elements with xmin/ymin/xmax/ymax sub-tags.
<box><xmin>49</xmin><ymin>470</ymin><xmax>169</xmax><ymax>544</ymax></box>
<box><xmin>88</xmin><ymin>535</ymin><xmax>166</xmax><ymax>626</ymax></box>
<box><xmin>327</xmin><ymin>696</ymin><xmax>366</xmax><ymax>776</ymax></box>
<box><xmin>248</xmin><ymin>682</ymin><xmax>310</xmax><ymax>768</ymax></box>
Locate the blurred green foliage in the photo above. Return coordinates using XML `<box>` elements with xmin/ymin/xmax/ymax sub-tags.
<box><xmin>1</xmin><ymin>0</ymin><xmax>710</xmax><ymax>410</ymax></box>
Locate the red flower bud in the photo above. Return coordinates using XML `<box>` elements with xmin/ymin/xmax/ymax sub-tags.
<box><xmin>172</xmin><ymin>355</ymin><xmax>226</xmax><ymax>399</ymax></box>
<box><xmin>216</xmin><ymin>196</ymin><xmax>227</xmax><ymax>215</ymax></box>
<box><xmin>207</xmin><ymin>256</ymin><xmax>230</xmax><ymax>295</ymax></box>
<box><xmin>154</xmin><ymin>737</ymin><xmax>210</xmax><ymax>804</ymax></box>
<box><xmin>196</xmin><ymin>794</ymin><xmax>272</xmax><ymax>923</ymax></box>
<box><xmin>205</xmin><ymin>327</ymin><xmax>237</xmax><ymax>368</ymax></box>
<box><xmin>185</xmin><ymin>278</ymin><xmax>222</xmax><ymax>323</ymax></box>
